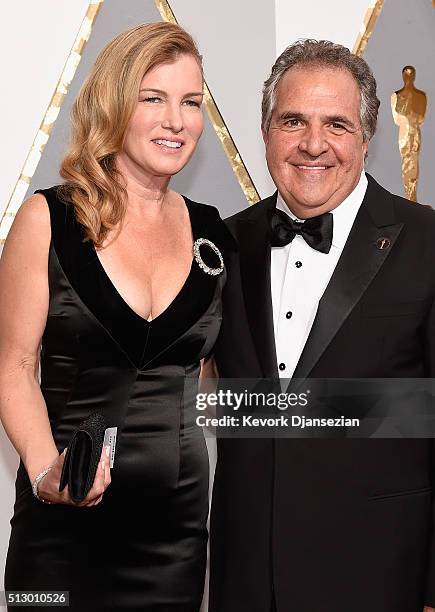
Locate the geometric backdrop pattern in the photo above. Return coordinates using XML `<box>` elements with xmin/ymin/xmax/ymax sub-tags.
<box><xmin>4</xmin><ymin>0</ymin><xmax>401</xmax><ymax>243</ymax></box>
<box><xmin>4</xmin><ymin>0</ymin><xmax>431</xmax><ymax>246</ymax></box>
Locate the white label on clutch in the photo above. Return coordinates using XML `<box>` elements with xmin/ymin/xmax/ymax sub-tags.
<box><xmin>103</xmin><ymin>427</ymin><xmax>117</xmax><ymax>468</ymax></box>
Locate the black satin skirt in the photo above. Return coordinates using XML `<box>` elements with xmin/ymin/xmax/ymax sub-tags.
<box><xmin>6</xmin><ymin>390</ymin><xmax>210</xmax><ymax>611</ymax></box>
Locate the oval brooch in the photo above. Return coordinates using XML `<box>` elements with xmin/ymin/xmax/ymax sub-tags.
<box><xmin>193</xmin><ymin>238</ymin><xmax>224</xmax><ymax>276</ymax></box>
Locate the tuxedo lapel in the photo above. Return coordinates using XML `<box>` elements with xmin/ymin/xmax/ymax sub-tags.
<box><xmin>237</xmin><ymin>194</ymin><xmax>278</xmax><ymax>378</ymax></box>
<box><xmin>292</xmin><ymin>174</ymin><xmax>404</xmax><ymax>381</ymax></box>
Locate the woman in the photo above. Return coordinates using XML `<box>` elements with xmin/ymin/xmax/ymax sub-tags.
<box><xmin>0</xmin><ymin>22</ymin><xmax>231</xmax><ymax>610</ymax></box>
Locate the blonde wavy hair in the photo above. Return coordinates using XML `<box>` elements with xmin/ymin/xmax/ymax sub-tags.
<box><xmin>59</xmin><ymin>22</ymin><xmax>203</xmax><ymax>247</ymax></box>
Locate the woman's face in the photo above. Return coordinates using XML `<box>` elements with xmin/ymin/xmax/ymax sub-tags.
<box><xmin>119</xmin><ymin>53</ymin><xmax>204</xmax><ymax>180</ymax></box>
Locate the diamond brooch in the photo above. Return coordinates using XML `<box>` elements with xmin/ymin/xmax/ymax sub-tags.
<box><xmin>193</xmin><ymin>238</ymin><xmax>224</xmax><ymax>276</ymax></box>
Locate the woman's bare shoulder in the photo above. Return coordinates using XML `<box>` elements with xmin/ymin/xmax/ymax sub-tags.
<box><xmin>16</xmin><ymin>193</ymin><xmax>50</xmax><ymax>225</ymax></box>
<box><xmin>2</xmin><ymin>193</ymin><xmax>51</xmax><ymax>259</ymax></box>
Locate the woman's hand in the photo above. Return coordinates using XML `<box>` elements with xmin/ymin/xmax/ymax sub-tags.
<box><xmin>36</xmin><ymin>445</ymin><xmax>112</xmax><ymax>507</ymax></box>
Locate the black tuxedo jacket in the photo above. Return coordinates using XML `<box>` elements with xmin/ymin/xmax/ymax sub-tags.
<box><xmin>209</xmin><ymin>174</ymin><xmax>435</xmax><ymax>612</ymax></box>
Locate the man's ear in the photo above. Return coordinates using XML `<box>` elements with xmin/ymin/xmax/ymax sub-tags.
<box><xmin>363</xmin><ymin>140</ymin><xmax>369</xmax><ymax>154</ymax></box>
<box><xmin>362</xmin><ymin>138</ymin><xmax>369</xmax><ymax>162</ymax></box>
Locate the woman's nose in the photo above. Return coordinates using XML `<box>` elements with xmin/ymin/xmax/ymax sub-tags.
<box><xmin>161</xmin><ymin>103</ymin><xmax>183</xmax><ymax>133</ymax></box>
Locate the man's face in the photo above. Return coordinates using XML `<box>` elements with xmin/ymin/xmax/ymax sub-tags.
<box><xmin>263</xmin><ymin>66</ymin><xmax>369</xmax><ymax>218</ymax></box>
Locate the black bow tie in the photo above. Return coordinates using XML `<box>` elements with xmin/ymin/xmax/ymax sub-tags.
<box><xmin>269</xmin><ymin>208</ymin><xmax>333</xmax><ymax>254</ymax></box>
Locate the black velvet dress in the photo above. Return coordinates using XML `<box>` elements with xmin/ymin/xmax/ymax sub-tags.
<box><xmin>5</xmin><ymin>186</ymin><xmax>232</xmax><ymax>611</ymax></box>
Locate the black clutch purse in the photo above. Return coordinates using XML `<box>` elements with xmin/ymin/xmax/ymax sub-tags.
<box><xmin>59</xmin><ymin>412</ymin><xmax>106</xmax><ymax>503</ymax></box>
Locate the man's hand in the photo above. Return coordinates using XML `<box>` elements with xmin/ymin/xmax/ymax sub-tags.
<box><xmin>424</xmin><ymin>607</ymin><xmax>435</xmax><ymax>611</ymax></box>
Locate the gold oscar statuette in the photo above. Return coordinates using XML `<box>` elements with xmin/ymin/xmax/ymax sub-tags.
<box><xmin>391</xmin><ymin>66</ymin><xmax>427</xmax><ymax>202</ymax></box>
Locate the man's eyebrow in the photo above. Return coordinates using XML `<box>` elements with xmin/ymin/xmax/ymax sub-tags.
<box><xmin>277</xmin><ymin>111</ymin><xmax>305</xmax><ymax>122</ymax></box>
<box><xmin>277</xmin><ymin>111</ymin><xmax>358</xmax><ymax>130</ymax></box>
<box><xmin>139</xmin><ymin>87</ymin><xmax>204</xmax><ymax>97</ymax></box>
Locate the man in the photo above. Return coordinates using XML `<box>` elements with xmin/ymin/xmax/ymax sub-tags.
<box><xmin>209</xmin><ymin>40</ymin><xmax>435</xmax><ymax>612</ymax></box>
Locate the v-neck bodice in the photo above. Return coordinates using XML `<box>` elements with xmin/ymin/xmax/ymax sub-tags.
<box><xmin>37</xmin><ymin>186</ymin><xmax>232</xmax><ymax>369</ymax></box>
<box><xmin>89</xmin><ymin>194</ymin><xmax>200</xmax><ymax>326</ymax></box>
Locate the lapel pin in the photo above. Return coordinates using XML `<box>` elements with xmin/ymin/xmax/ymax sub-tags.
<box><xmin>376</xmin><ymin>237</ymin><xmax>391</xmax><ymax>250</ymax></box>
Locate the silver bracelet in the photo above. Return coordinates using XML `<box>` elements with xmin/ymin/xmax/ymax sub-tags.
<box><xmin>32</xmin><ymin>465</ymin><xmax>53</xmax><ymax>504</ymax></box>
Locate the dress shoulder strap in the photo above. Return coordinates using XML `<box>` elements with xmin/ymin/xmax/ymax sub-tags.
<box><xmin>35</xmin><ymin>186</ymin><xmax>93</xmax><ymax>287</ymax></box>
<box><xmin>35</xmin><ymin>186</ymin><xmax>79</xmax><ymax>254</ymax></box>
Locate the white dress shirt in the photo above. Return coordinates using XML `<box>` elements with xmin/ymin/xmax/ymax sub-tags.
<box><xmin>271</xmin><ymin>171</ymin><xmax>368</xmax><ymax>379</ymax></box>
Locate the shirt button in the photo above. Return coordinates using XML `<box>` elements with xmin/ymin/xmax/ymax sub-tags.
<box><xmin>279</xmin><ymin>363</ymin><xmax>286</xmax><ymax>371</ymax></box>
<box><xmin>286</xmin><ymin>311</ymin><xmax>292</xmax><ymax>319</ymax></box>
<box><xmin>295</xmin><ymin>261</ymin><xmax>302</xmax><ymax>268</ymax></box>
